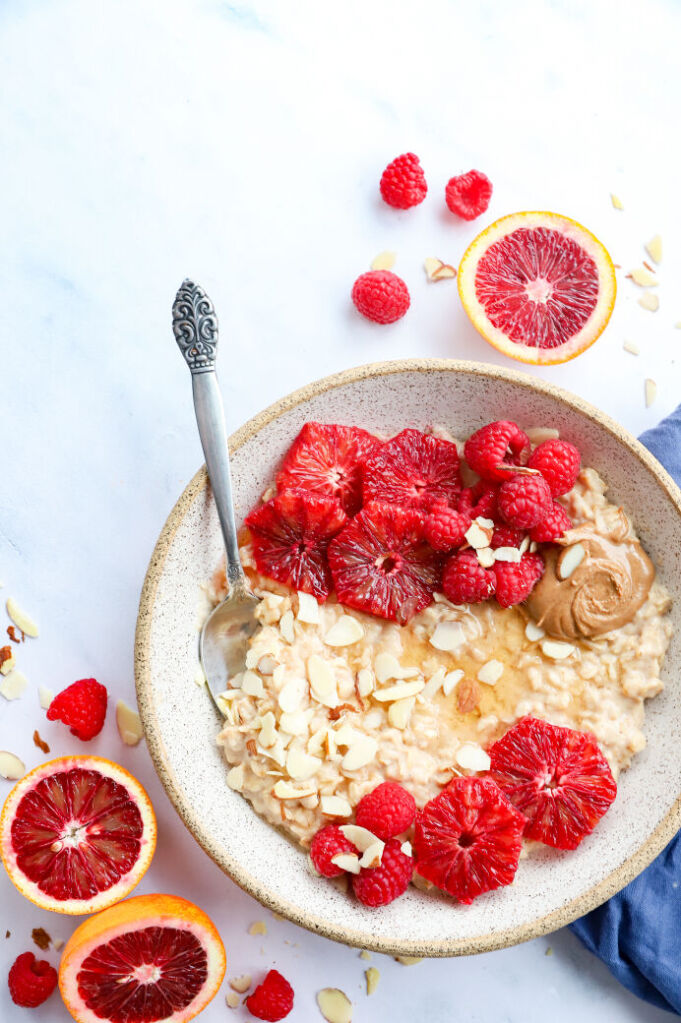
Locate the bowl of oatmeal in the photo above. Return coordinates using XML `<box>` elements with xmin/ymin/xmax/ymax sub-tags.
<box><xmin>135</xmin><ymin>359</ymin><xmax>681</xmax><ymax>956</ymax></box>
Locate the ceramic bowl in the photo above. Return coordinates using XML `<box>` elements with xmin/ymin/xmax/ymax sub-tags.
<box><xmin>135</xmin><ymin>359</ymin><xmax>681</xmax><ymax>957</ymax></box>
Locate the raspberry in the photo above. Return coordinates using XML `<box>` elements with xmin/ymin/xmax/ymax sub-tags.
<box><xmin>442</xmin><ymin>550</ymin><xmax>495</xmax><ymax>604</ymax></box>
<box><xmin>528</xmin><ymin>439</ymin><xmax>581</xmax><ymax>496</ymax></box>
<box><xmin>310</xmin><ymin>825</ymin><xmax>356</xmax><ymax>878</ymax></box>
<box><xmin>489</xmin><ymin>717</ymin><xmax>617</xmax><ymax>850</ymax></box>
<box><xmin>362</xmin><ymin>428</ymin><xmax>461</xmax><ymax>511</ymax></box>
<box><xmin>46</xmin><ymin>678</ymin><xmax>107</xmax><ymax>741</ymax></box>
<box><xmin>328</xmin><ymin>502</ymin><xmax>441</xmax><ymax>623</ymax></box>
<box><xmin>463</xmin><ymin>421</ymin><xmax>530</xmax><ymax>482</ymax></box>
<box><xmin>379</xmin><ymin>152</ymin><xmax>428</xmax><ymax>209</ymax></box>
<box><xmin>352</xmin><ymin>270</ymin><xmax>410</xmax><ymax>325</ymax></box>
<box><xmin>246</xmin><ymin>492</ymin><xmax>347</xmax><ymax>601</ymax></box>
<box><xmin>494</xmin><ymin>552</ymin><xmax>544</xmax><ymax>607</ymax></box>
<box><xmin>245</xmin><ymin>970</ymin><xmax>294</xmax><ymax>1022</ymax></box>
<box><xmin>424</xmin><ymin>503</ymin><xmax>470</xmax><ymax>552</ymax></box>
<box><xmin>497</xmin><ymin>474</ymin><xmax>552</xmax><ymax>529</ymax></box>
<box><xmin>352</xmin><ymin>838</ymin><xmax>413</xmax><ymax>907</ymax></box>
<box><xmin>355</xmin><ymin>781</ymin><xmax>416</xmax><ymax>840</ymax></box>
<box><xmin>445</xmin><ymin>169</ymin><xmax>493</xmax><ymax>221</ymax></box>
<box><xmin>457</xmin><ymin>480</ymin><xmax>499</xmax><ymax>521</ymax></box>
<box><xmin>413</xmin><ymin>777</ymin><xmax>525</xmax><ymax>904</ymax></box>
<box><xmin>490</xmin><ymin>524</ymin><xmax>525</xmax><ymax>549</ymax></box>
<box><xmin>530</xmin><ymin>501</ymin><xmax>572</xmax><ymax>543</ymax></box>
<box><xmin>276</xmin><ymin>423</ymin><xmax>381</xmax><ymax>516</ymax></box>
<box><xmin>8</xmin><ymin>952</ymin><xmax>58</xmax><ymax>1008</ymax></box>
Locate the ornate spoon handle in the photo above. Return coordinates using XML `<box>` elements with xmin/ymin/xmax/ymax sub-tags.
<box><xmin>172</xmin><ymin>279</ymin><xmax>248</xmax><ymax>593</ymax></box>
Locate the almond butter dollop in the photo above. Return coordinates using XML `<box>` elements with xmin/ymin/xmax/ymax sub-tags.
<box><xmin>525</xmin><ymin>524</ymin><xmax>655</xmax><ymax>640</ymax></box>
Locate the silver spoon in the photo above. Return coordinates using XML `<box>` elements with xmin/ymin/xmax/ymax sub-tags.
<box><xmin>172</xmin><ymin>279</ymin><xmax>260</xmax><ymax>711</ymax></box>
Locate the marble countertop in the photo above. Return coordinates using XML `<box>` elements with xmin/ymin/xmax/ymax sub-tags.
<box><xmin>1</xmin><ymin>0</ymin><xmax>679</xmax><ymax>1019</ymax></box>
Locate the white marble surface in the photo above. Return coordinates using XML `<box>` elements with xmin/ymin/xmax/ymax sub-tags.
<box><xmin>1</xmin><ymin>0</ymin><xmax>680</xmax><ymax>1019</ymax></box>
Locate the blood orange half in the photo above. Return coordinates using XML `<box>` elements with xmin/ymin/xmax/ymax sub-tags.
<box><xmin>59</xmin><ymin>894</ymin><xmax>226</xmax><ymax>1023</ymax></box>
<box><xmin>0</xmin><ymin>756</ymin><xmax>156</xmax><ymax>914</ymax></box>
<box><xmin>458</xmin><ymin>211</ymin><xmax>616</xmax><ymax>365</ymax></box>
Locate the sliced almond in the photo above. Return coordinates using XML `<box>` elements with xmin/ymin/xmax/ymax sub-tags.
<box><xmin>639</xmin><ymin>293</ymin><xmax>659</xmax><ymax>312</ymax></box>
<box><xmin>279</xmin><ymin>609</ymin><xmax>295</xmax><ymax>643</ymax></box>
<box><xmin>541</xmin><ymin>638</ymin><xmax>575</xmax><ymax>660</ymax></box>
<box><xmin>0</xmin><ymin>669</ymin><xmax>27</xmax><ymax>700</ymax></box>
<box><xmin>395</xmin><ymin>956</ymin><xmax>423</xmax><ymax>966</ymax></box>
<box><xmin>340</xmin><ymin>824</ymin><xmax>382</xmax><ymax>852</ymax></box>
<box><xmin>279</xmin><ymin>710</ymin><xmax>310</xmax><ymax>736</ymax></box>
<box><xmin>6</xmin><ymin>598</ymin><xmax>38</xmax><ymax>638</ymax></box>
<box><xmin>278</xmin><ymin>676</ymin><xmax>308</xmax><ymax>714</ymax></box>
<box><xmin>465</xmin><ymin>521</ymin><xmax>493</xmax><ymax>549</ymax></box>
<box><xmin>477</xmin><ymin>660</ymin><xmax>504</xmax><ymax>686</ymax></box>
<box><xmin>429</xmin><ymin>621</ymin><xmax>465</xmax><ymax>652</ymax></box>
<box><xmin>0</xmin><ymin>751</ymin><xmax>25</xmax><ymax>780</ymax></box>
<box><xmin>115</xmin><ymin>700</ymin><xmax>144</xmax><ymax>745</ymax></box>
<box><xmin>610</xmin><ymin>193</ymin><xmax>624</xmax><ymax>210</ymax></box>
<box><xmin>307</xmin><ymin>655</ymin><xmax>339</xmax><ymax>708</ymax></box>
<box><xmin>324</xmin><ymin>615</ymin><xmax>365</xmax><ymax>647</ymax></box>
<box><xmin>388</xmin><ymin>696</ymin><xmax>415</xmax><ymax>729</ymax></box>
<box><xmin>645</xmin><ymin>378</ymin><xmax>657</xmax><ymax>408</ymax></box>
<box><xmin>330</xmin><ymin>852</ymin><xmax>361</xmax><ymax>875</ymax></box>
<box><xmin>371</xmin><ymin>250</ymin><xmax>396</xmax><ymax>271</ymax></box>
<box><xmin>476</xmin><ymin>547</ymin><xmax>495</xmax><ymax>568</ymax></box>
<box><xmin>0</xmin><ymin>654</ymin><xmax>15</xmax><ymax>676</ymax></box>
<box><xmin>645</xmin><ymin>234</ymin><xmax>662</xmax><ymax>265</ymax></box>
<box><xmin>258</xmin><ymin>711</ymin><xmax>278</xmax><ymax>748</ymax></box>
<box><xmin>341</xmin><ymin>735</ymin><xmax>377</xmax><ymax>771</ymax></box>
<box><xmin>526</xmin><ymin>427</ymin><xmax>560</xmax><ymax>445</ymax></box>
<box><xmin>455</xmin><ymin>742</ymin><xmax>491</xmax><ymax>772</ymax></box>
<box><xmin>519</xmin><ymin>535</ymin><xmax>531</xmax><ymax>555</ymax></box>
<box><xmin>242</xmin><ymin>670</ymin><xmax>265</xmax><ymax>697</ymax></box>
<box><xmin>424</xmin><ymin>257</ymin><xmax>456</xmax><ymax>281</ymax></box>
<box><xmin>442</xmin><ymin>669</ymin><xmax>464</xmax><ymax>696</ymax></box>
<box><xmin>356</xmin><ymin>668</ymin><xmax>374</xmax><ymax>697</ymax></box>
<box><xmin>494</xmin><ymin>546</ymin><xmax>521</xmax><ymax>563</ymax></box>
<box><xmin>297</xmin><ymin>592</ymin><xmax>320</xmax><ymax>624</ymax></box>
<box><xmin>373</xmin><ymin>679</ymin><xmax>424</xmax><ymax>702</ymax></box>
<box><xmin>320</xmin><ymin>794</ymin><xmax>352</xmax><ymax>817</ymax></box>
<box><xmin>226</xmin><ymin>763</ymin><xmax>245</xmax><ymax>791</ymax></box>
<box><xmin>307</xmin><ymin>726</ymin><xmax>327</xmax><ymax>756</ymax></box>
<box><xmin>373</xmin><ymin>652</ymin><xmax>419</xmax><ymax>683</ymax></box>
<box><xmin>630</xmin><ymin>267</ymin><xmax>658</xmax><ymax>287</ymax></box>
<box><xmin>557</xmin><ymin>542</ymin><xmax>586</xmax><ymax>580</ymax></box>
<box><xmin>272</xmin><ymin>779</ymin><xmax>317</xmax><ymax>799</ymax></box>
<box><xmin>286</xmin><ymin>747</ymin><xmax>322</xmax><ymax>780</ymax></box>
<box><xmin>525</xmin><ymin>621</ymin><xmax>545</xmax><ymax>642</ymax></box>
<box><xmin>317</xmin><ymin>988</ymin><xmax>353</xmax><ymax>1023</ymax></box>
<box><xmin>365</xmin><ymin>966</ymin><xmax>380</xmax><ymax>995</ymax></box>
<box><xmin>38</xmin><ymin>685</ymin><xmax>53</xmax><ymax>710</ymax></box>
<box><xmin>623</xmin><ymin>340</ymin><xmax>640</xmax><ymax>356</ymax></box>
<box><xmin>401</xmin><ymin>840</ymin><xmax>413</xmax><ymax>857</ymax></box>
<box><xmin>421</xmin><ymin>667</ymin><xmax>446</xmax><ymax>699</ymax></box>
<box><xmin>359</xmin><ymin>840</ymin><xmax>385</xmax><ymax>869</ymax></box>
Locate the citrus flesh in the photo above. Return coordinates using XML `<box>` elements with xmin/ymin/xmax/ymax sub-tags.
<box><xmin>59</xmin><ymin>893</ymin><xmax>226</xmax><ymax>1023</ymax></box>
<box><xmin>0</xmin><ymin>756</ymin><xmax>156</xmax><ymax>914</ymax></box>
<box><xmin>458</xmin><ymin>212</ymin><xmax>616</xmax><ymax>365</ymax></box>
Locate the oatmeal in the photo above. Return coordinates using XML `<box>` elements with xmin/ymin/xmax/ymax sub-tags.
<box><xmin>210</xmin><ymin>465</ymin><xmax>672</xmax><ymax>848</ymax></box>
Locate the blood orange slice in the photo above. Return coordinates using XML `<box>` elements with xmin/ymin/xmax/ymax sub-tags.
<box><xmin>458</xmin><ymin>211</ymin><xmax>616</xmax><ymax>365</ymax></box>
<box><xmin>59</xmin><ymin>893</ymin><xmax>226</xmax><ymax>1023</ymax></box>
<box><xmin>0</xmin><ymin>755</ymin><xmax>156</xmax><ymax>914</ymax></box>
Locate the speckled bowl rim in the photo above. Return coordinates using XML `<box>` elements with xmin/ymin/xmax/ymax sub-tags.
<box><xmin>135</xmin><ymin>358</ymin><xmax>681</xmax><ymax>957</ymax></box>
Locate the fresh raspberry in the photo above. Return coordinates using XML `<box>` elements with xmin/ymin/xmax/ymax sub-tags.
<box><xmin>424</xmin><ymin>503</ymin><xmax>471</xmax><ymax>553</ymax></box>
<box><xmin>379</xmin><ymin>152</ymin><xmax>428</xmax><ymax>209</ymax></box>
<box><xmin>362</xmin><ymin>429</ymin><xmax>461</xmax><ymax>511</ymax></box>
<box><xmin>445</xmin><ymin>169</ymin><xmax>493</xmax><ymax>220</ymax></box>
<box><xmin>276</xmin><ymin>423</ymin><xmax>381</xmax><ymax>516</ymax></box>
<box><xmin>528</xmin><ymin>439</ymin><xmax>581</xmax><ymax>496</ymax></box>
<box><xmin>355</xmin><ymin>781</ymin><xmax>416</xmax><ymax>840</ymax></box>
<box><xmin>463</xmin><ymin>421</ymin><xmax>530</xmax><ymax>482</ymax></box>
<box><xmin>489</xmin><ymin>717</ymin><xmax>617</xmax><ymax>850</ymax></box>
<box><xmin>442</xmin><ymin>550</ymin><xmax>495</xmax><ymax>604</ymax></box>
<box><xmin>457</xmin><ymin>480</ymin><xmax>499</xmax><ymax>521</ymax></box>
<box><xmin>498</xmin><ymin>474</ymin><xmax>552</xmax><ymax>529</ymax></box>
<box><xmin>310</xmin><ymin>825</ymin><xmax>356</xmax><ymax>878</ymax></box>
<box><xmin>246</xmin><ymin>492</ymin><xmax>346</xmax><ymax>601</ymax></box>
<box><xmin>352</xmin><ymin>270</ymin><xmax>410</xmax><ymax>325</ymax></box>
<box><xmin>8</xmin><ymin>952</ymin><xmax>58</xmax><ymax>1008</ymax></box>
<box><xmin>530</xmin><ymin>501</ymin><xmax>573</xmax><ymax>543</ymax></box>
<box><xmin>413</xmin><ymin>777</ymin><xmax>525</xmax><ymax>903</ymax></box>
<box><xmin>352</xmin><ymin>838</ymin><xmax>413</xmax><ymax>907</ymax></box>
<box><xmin>494</xmin><ymin>552</ymin><xmax>544</xmax><ymax>608</ymax></box>
<box><xmin>46</xmin><ymin>678</ymin><xmax>107</xmax><ymax>741</ymax></box>
<box><xmin>490</xmin><ymin>524</ymin><xmax>525</xmax><ymax>550</ymax></box>
<box><xmin>245</xmin><ymin>970</ymin><xmax>294</xmax><ymax>1022</ymax></box>
<box><xmin>328</xmin><ymin>502</ymin><xmax>441</xmax><ymax>623</ymax></box>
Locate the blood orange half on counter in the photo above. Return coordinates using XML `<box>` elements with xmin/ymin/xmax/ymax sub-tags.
<box><xmin>0</xmin><ymin>756</ymin><xmax>156</xmax><ymax>914</ymax></box>
<box><xmin>59</xmin><ymin>894</ymin><xmax>226</xmax><ymax>1023</ymax></box>
<box><xmin>458</xmin><ymin>211</ymin><xmax>616</xmax><ymax>365</ymax></box>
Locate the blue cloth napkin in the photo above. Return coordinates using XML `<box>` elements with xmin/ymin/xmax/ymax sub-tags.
<box><xmin>569</xmin><ymin>403</ymin><xmax>681</xmax><ymax>1016</ymax></box>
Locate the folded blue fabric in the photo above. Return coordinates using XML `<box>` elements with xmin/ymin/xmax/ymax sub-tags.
<box><xmin>569</xmin><ymin>404</ymin><xmax>681</xmax><ymax>1016</ymax></box>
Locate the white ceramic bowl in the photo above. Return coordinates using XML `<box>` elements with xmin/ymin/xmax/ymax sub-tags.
<box><xmin>135</xmin><ymin>359</ymin><xmax>681</xmax><ymax>957</ymax></box>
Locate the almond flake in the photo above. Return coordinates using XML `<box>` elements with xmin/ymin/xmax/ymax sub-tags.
<box><xmin>6</xmin><ymin>598</ymin><xmax>38</xmax><ymax>638</ymax></box>
<box><xmin>278</xmin><ymin>676</ymin><xmax>307</xmax><ymax>713</ymax></box>
<box><xmin>115</xmin><ymin>700</ymin><xmax>144</xmax><ymax>746</ymax></box>
<box><xmin>359</xmin><ymin>840</ymin><xmax>385</xmax><ymax>869</ymax></box>
<box><xmin>388</xmin><ymin>696</ymin><xmax>415</xmax><ymax>729</ymax></box>
<box><xmin>476</xmin><ymin>547</ymin><xmax>495</xmax><ymax>568</ymax></box>
<box><xmin>324</xmin><ymin>615</ymin><xmax>365</xmax><ymax>647</ymax></box>
<box><xmin>645</xmin><ymin>378</ymin><xmax>657</xmax><ymax>408</ymax></box>
<box><xmin>321</xmin><ymin>794</ymin><xmax>352</xmax><ymax>817</ymax></box>
<box><xmin>541</xmin><ymin>638</ymin><xmax>575</xmax><ymax>659</ymax></box>
<box><xmin>645</xmin><ymin>235</ymin><xmax>662</xmax><ymax>265</ymax></box>
<box><xmin>374</xmin><ymin>680</ymin><xmax>424</xmax><ymax>703</ymax></box>
<box><xmin>317</xmin><ymin>988</ymin><xmax>353</xmax><ymax>1023</ymax></box>
<box><xmin>257</xmin><ymin>710</ymin><xmax>277</xmax><ymax>748</ymax></box>
<box><xmin>442</xmin><ymin>669</ymin><xmax>464</xmax><ymax>696</ymax></box>
<box><xmin>226</xmin><ymin>763</ymin><xmax>245</xmax><ymax>791</ymax></box>
<box><xmin>395</xmin><ymin>956</ymin><xmax>423</xmax><ymax>966</ymax></box>
<box><xmin>424</xmin><ymin>256</ymin><xmax>456</xmax><ymax>281</ymax></box>
<box><xmin>279</xmin><ymin>609</ymin><xmax>295</xmax><ymax>643</ymax></box>
<box><xmin>494</xmin><ymin>546</ymin><xmax>521</xmax><ymax>563</ymax></box>
<box><xmin>273</xmin><ymin>779</ymin><xmax>317</xmax><ymax>799</ymax></box>
<box><xmin>356</xmin><ymin>668</ymin><xmax>374</xmax><ymax>697</ymax></box>
<box><xmin>331</xmin><ymin>852</ymin><xmax>361</xmax><ymax>875</ymax></box>
<box><xmin>455</xmin><ymin>742</ymin><xmax>491</xmax><ymax>772</ymax></box>
<box><xmin>529</xmin><ymin>540</ymin><xmax>538</xmax><ymax>553</ymax></box>
<box><xmin>307</xmin><ymin>655</ymin><xmax>338</xmax><ymax>708</ymax></box>
<box><xmin>279</xmin><ymin>710</ymin><xmax>310</xmax><ymax>736</ymax></box>
<box><xmin>248</xmin><ymin>921</ymin><xmax>267</xmax><ymax>936</ymax></box>
<box><xmin>340</xmin><ymin>824</ymin><xmax>381</xmax><ymax>851</ymax></box>
<box><xmin>525</xmin><ymin>621</ymin><xmax>545</xmax><ymax>642</ymax></box>
<box><xmin>557</xmin><ymin>542</ymin><xmax>586</xmax><ymax>580</ymax></box>
<box><xmin>242</xmin><ymin>670</ymin><xmax>265</xmax><ymax>697</ymax></box>
<box><xmin>465</xmin><ymin>521</ymin><xmax>493</xmax><ymax>549</ymax></box>
<box><xmin>229</xmin><ymin>971</ymin><xmax>252</xmax><ymax>993</ymax></box>
<box><xmin>0</xmin><ymin>751</ymin><xmax>25</xmax><ymax>780</ymax></box>
<box><xmin>307</xmin><ymin>727</ymin><xmax>327</xmax><ymax>756</ymax></box>
<box><xmin>623</xmin><ymin>340</ymin><xmax>640</xmax><ymax>355</ymax></box>
<box><xmin>519</xmin><ymin>535</ymin><xmax>531</xmax><ymax>554</ymax></box>
<box><xmin>630</xmin><ymin>267</ymin><xmax>658</xmax><ymax>287</ymax></box>
<box><xmin>429</xmin><ymin>621</ymin><xmax>465</xmax><ymax>652</ymax></box>
<box><xmin>610</xmin><ymin>193</ymin><xmax>624</xmax><ymax>210</ymax></box>
<box><xmin>341</xmin><ymin>735</ymin><xmax>377</xmax><ymax>771</ymax></box>
<box><xmin>401</xmin><ymin>840</ymin><xmax>413</xmax><ymax>857</ymax></box>
<box><xmin>421</xmin><ymin>667</ymin><xmax>446</xmax><ymax>698</ymax></box>
<box><xmin>371</xmin><ymin>250</ymin><xmax>396</xmax><ymax>271</ymax></box>
<box><xmin>0</xmin><ymin>654</ymin><xmax>15</xmax><ymax>676</ymax></box>
<box><xmin>297</xmin><ymin>592</ymin><xmax>320</xmax><ymax>624</ymax></box>
<box><xmin>286</xmin><ymin>747</ymin><xmax>322</xmax><ymax>780</ymax></box>
<box><xmin>477</xmin><ymin>660</ymin><xmax>503</xmax><ymax>686</ymax></box>
<box><xmin>373</xmin><ymin>652</ymin><xmax>419</xmax><ymax>683</ymax></box>
<box><xmin>639</xmin><ymin>293</ymin><xmax>659</xmax><ymax>312</ymax></box>
<box><xmin>38</xmin><ymin>685</ymin><xmax>53</xmax><ymax>710</ymax></box>
<box><xmin>526</xmin><ymin>427</ymin><xmax>560</xmax><ymax>445</ymax></box>
<box><xmin>0</xmin><ymin>669</ymin><xmax>27</xmax><ymax>701</ymax></box>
